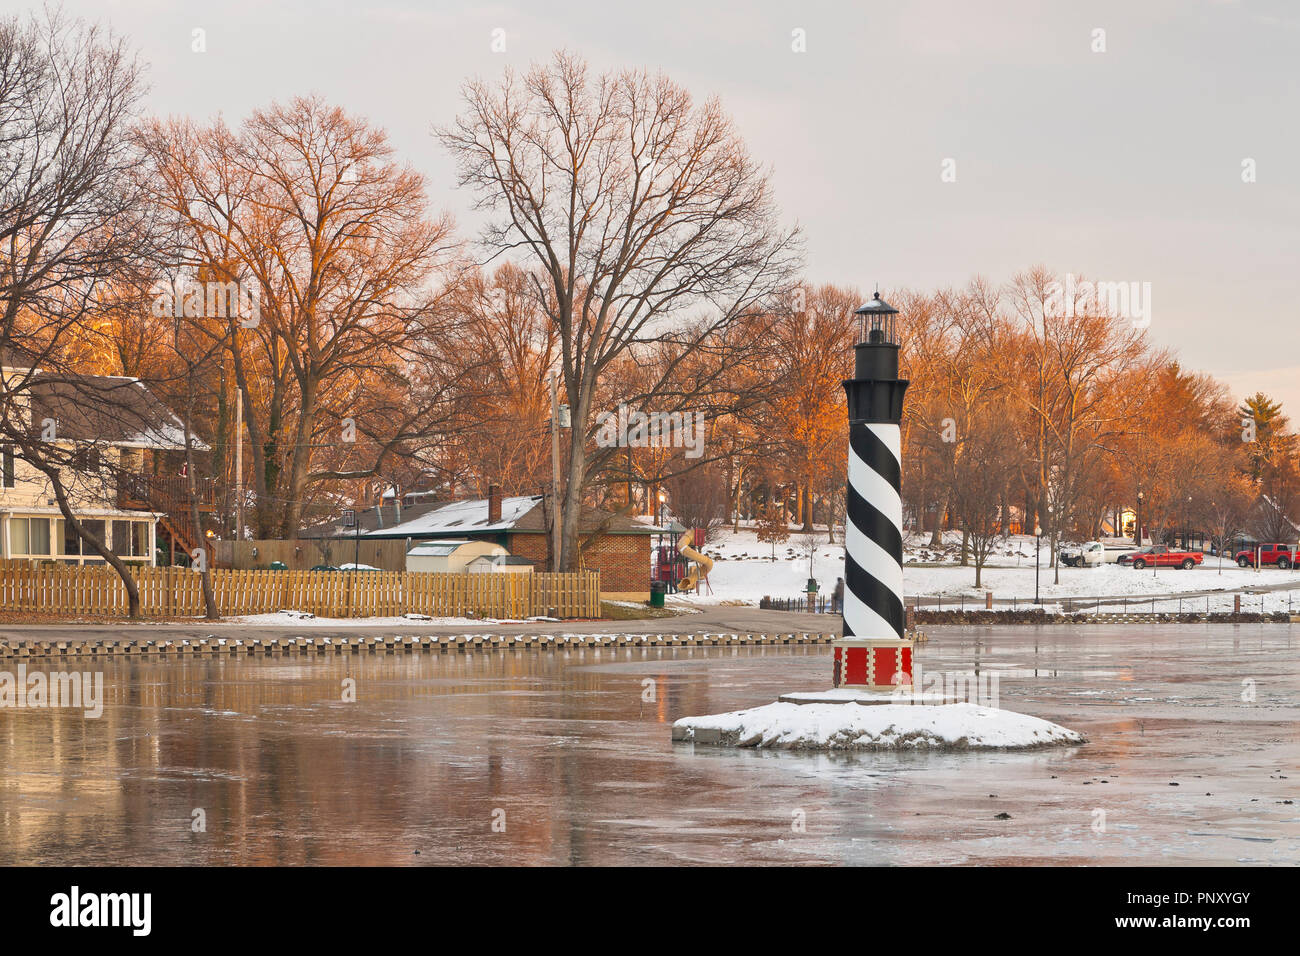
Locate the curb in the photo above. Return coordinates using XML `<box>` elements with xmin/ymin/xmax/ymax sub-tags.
<box><xmin>0</xmin><ymin>632</ymin><xmax>841</xmax><ymax>660</ymax></box>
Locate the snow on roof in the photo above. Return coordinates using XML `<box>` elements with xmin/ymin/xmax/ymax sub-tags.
<box><xmin>407</xmin><ymin>539</ymin><xmax>474</xmax><ymax>556</ymax></box>
<box><xmin>28</xmin><ymin>373</ymin><xmax>195</xmax><ymax>451</ymax></box>
<box><xmin>366</xmin><ymin>495</ymin><xmax>542</xmax><ymax>538</ymax></box>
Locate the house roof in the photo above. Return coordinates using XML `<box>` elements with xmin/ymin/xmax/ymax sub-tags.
<box><xmin>364</xmin><ymin>495</ymin><xmax>543</xmax><ymax>538</ymax></box>
<box><xmin>299</xmin><ymin>500</ymin><xmax>444</xmax><ymax>539</ymax></box>
<box><xmin>361</xmin><ymin>494</ymin><xmax>662</xmax><ymax>540</ymax></box>
<box><xmin>27</xmin><ymin>373</ymin><xmax>192</xmax><ymax>451</ymax></box>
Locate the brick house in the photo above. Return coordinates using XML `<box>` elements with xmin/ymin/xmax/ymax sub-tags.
<box><xmin>357</xmin><ymin>486</ymin><xmax>658</xmax><ymax>600</ymax></box>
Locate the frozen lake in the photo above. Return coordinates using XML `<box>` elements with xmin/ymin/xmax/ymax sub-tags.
<box><xmin>0</xmin><ymin>624</ymin><xmax>1296</xmax><ymax>865</ymax></box>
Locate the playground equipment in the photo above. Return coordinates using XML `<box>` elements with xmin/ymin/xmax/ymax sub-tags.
<box><xmin>675</xmin><ymin>530</ymin><xmax>714</xmax><ymax>593</ymax></box>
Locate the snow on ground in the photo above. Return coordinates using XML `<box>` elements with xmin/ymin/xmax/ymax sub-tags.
<box><xmin>687</xmin><ymin>526</ymin><xmax>1300</xmax><ymax>611</ymax></box>
<box><xmin>672</xmin><ymin>700</ymin><xmax>1085</xmax><ymax>750</ymax></box>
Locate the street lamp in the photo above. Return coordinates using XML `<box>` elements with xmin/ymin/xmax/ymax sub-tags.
<box><xmin>1034</xmin><ymin>523</ymin><xmax>1042</xmax><ymax>604</ymax></box>
<box><xmin>1136</xmin><ymin>488</ymin><xmax>1143</xmax><ymax>547</ymax></box>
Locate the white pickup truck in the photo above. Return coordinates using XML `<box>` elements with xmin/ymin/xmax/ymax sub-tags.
<box><xmin>1058</xmin><ymin>541</ymin><xmax>1137</xmax><ymax>567</ymax></box>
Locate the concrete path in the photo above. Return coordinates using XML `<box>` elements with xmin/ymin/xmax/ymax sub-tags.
<box><xmin>0</xmin><ymin>605</ymin><xmax>838</xmax><ymax>643</ymax></box>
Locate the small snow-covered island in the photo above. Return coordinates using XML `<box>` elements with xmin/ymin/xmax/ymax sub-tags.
<box><xmin>673</xmin><ymin>293</ymin><xmax>1085</xmax><ymax>753</ymax></box>
<box><xmin>671</xmin><ymin>696</ymin><xmax>1085</xmax><ymax>751</ymax></box>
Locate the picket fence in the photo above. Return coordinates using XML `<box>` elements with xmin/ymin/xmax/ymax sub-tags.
<box><xmin>0</xmin><ymin>566</ymin><xmax>601</xmax><ymax>620</ymax></box>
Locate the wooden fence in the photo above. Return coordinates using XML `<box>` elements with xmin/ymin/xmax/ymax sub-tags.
<box><xmin>0</xmin><ymin>566</ymin><xmax>601</xmax><ymax>620</ymax></box>
<box><xmin>214</xmin><ymin>538</ymin><xmax>411</xmax><ymax>572</ymax></box>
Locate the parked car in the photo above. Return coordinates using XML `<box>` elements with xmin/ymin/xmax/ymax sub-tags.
<box><xmin>1235</xmin><ymin>542</ymin><xmax>1298</xmax><ymax>569</ymax></box>
<box><xmin>1127</xmin><ymin>545</ymin><xmax>1203</xmax><ymax>570</ymax></box>
<box><xmin>1116</xmin><ymin>546</ymin><xmax>1151</xmax><ymax>566</ymax></box>
<box><xmin>1059</xmin><ymin>541</ymin><xmax>1136</xmax><ymax>567</ymax></box>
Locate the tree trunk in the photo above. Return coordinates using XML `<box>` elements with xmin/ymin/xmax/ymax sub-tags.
<box><xmin>928</xmin><ymin>494</ymin><xmax>945</xmax><ymax>547</ymax></box>
<box><xmin>732</xmin><ymin>464</ymin><xmax>745</xmax><ymax>532</ymax></box>
<box><xmin>280</xmin><ymin>374</ymin><xmax>319</xmax><ymax>538</ymax></box>
<box><xmin>184</xmin><ymin>386</ymin><xmax>219</xmax><ymax>620</ymax></box>
<box><xmin>41</xmin><ymin>462</ymin><xmax>142</xmax><ymax>618</ymax></box>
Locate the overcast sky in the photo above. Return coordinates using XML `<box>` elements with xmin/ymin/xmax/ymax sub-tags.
<box><xmin>13</xmin><ymin>0</ymin><xmax>1299</xmax><ymax>414</ymax></box>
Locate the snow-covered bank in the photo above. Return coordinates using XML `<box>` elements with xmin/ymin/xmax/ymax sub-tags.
<box><xmin>685</xmin><ymin>527</ymin><xmax>1300</xmax><ymax>610</ymax></box>
<box><xmin>672</xmin><ymin>700</ymin><xmax>1085</xmax><ymax>751</ymax></box>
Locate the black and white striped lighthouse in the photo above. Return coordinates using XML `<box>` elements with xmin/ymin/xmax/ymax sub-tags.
<box><xmin>832</xmin><ymin>292</ymin><xmax>913</xmax><ymax>689</ymax></box>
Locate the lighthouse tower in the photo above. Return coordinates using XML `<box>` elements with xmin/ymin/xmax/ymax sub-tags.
<box><xmin>833</xmin><ymin>292</ymin><xmax>912</xmax><ymax>689</ymax></box>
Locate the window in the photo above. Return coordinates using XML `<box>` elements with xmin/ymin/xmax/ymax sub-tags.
<box><xmin>71</xmin><ymin>447</ymin><xmax>102</xmax><ymax>472</ymax></box>
<box><xmin>10</xmin><ymin>517</ymin><xmax>27</xmax><ymax>555</ymax></box>
<box><xmin>61</xmin><ymin>519</ymin><xmax>106</xmax><ymax>558</ymax></box>
<box><xmin>81</xmin><ymin>519</ymin><xmax>106</xmax><ymax>555</ymax></box>
<box><xmin>111</xmin><ymin>520</ymin><xmax>151</xmax><ymax>558</ymax></box>
<box><xmin>29</xmin><ymin>518</ymin><xmax>49</xmax><ymax>555</ymax></box>
<box><xmin>1</xmin><ymin>445</ymin><xmax>13</xmax><ymax>488</ymax></box>
<box><xmin>112</xmin><ymin>520</ymin><xmax>130</xmax><ymax>556</ymax></box>
<box><xmin>8</xmin><ymin>517</ymin><xmax>50</xmax><ymax>555</ymax></box>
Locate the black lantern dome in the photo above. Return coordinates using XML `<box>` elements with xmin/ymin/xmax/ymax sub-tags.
<box><xmin>853</xmin><ymin>291</ymin><xmax>899</xmax><ymax>345</ymax></box>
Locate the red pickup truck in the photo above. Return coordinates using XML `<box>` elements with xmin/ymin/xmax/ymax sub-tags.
<box><xmin>1128</xmin><ymin>545</ymin><xmax>1203</xmax><ymax>570</ymax></box>
<box><xmin>1235</xmin><ymin>543</ymin><xmax>1298</xmax><ymax>569</ymax></box>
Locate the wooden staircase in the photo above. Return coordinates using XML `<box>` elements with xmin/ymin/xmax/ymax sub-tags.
<box><xmin>119</xmin><ymin>474</ymin><xmax>217</xmax><ymax>565</ymax></box>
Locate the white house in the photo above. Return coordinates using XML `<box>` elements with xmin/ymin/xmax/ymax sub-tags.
<box><xmin>1</xmin><ymin>367</ymin><xmax>201</xmax><ymax>566</ymax></box>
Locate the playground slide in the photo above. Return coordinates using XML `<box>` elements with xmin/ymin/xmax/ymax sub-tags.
<box><xmin>676</xmin><ymin>531</ymin><xmax>714</xmax><ymax>593</ymax></box>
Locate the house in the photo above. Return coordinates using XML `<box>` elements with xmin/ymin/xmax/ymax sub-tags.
<box><xmin>360</xmin><ymin>485</ymin><xmax>659</xmax><ymax>599</ymax></box>
<box><xmin>1</xmin><ymin>368</ymin><xmax>213</xmax><ymax>566</ymax></box>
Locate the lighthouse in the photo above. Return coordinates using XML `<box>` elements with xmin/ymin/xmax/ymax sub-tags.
<box><xmin>832</xmin><ymin>292</ymin><xmax>912</xmax><ymax>689</ymax></box>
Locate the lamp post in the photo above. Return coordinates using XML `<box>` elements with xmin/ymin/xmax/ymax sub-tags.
<box><xmin>1136</xmin><ymin>488</ymin><xmax>1143</xmax><ymax>547</ymax></box>
<box><xmin>1034</xmin><ymin>523</ymin><xmax>1042</xmax><ymax>605</ymax></box>
<box><xmin>833</xmin><ymin>291</ymin><xmax>911</xmax><ymax>689</ymax></box>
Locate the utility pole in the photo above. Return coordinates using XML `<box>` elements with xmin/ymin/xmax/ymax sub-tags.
<box><xmin>550</xmin><ymin>372</ymin><xmax>561</xmax><ymax>572</ymax></box>
<box><xmin>234</xmin><ymin>386</ymin><xmax>244</xmax><ymax>540</ymax></box>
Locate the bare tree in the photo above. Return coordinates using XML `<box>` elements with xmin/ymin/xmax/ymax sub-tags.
<box><xmin>138</xmin><ymin>97</ymin><xmax>461</xmax><ymax>537</ymax></box>
<box><xmin>439</xmin><ymin>52</ymin><xmax>800</xmax><ymax>568</ymax></box>
<box><xmin>948</xmin><ymin>400</ymin><xmax>1019</xmax><ymax>588</ymax></box>
<box><xmin>0</xmin><ymin>10</ymin><xmax>153</xmax><ymax>615</ymax></box>
<box><xmin>665</xmin><ymin>462</ymin><xmax>728</xmax><ymax>543</ymax></box>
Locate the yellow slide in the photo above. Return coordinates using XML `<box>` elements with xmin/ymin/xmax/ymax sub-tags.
<box><xmin>676</xmin><ymin>531</ymin><xmax>714</xmax><ymax>593</ymax></box>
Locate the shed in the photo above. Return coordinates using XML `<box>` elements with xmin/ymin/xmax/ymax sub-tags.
<box><xmin>405</xmin><ymin>539</ymin><xmax>508</xmax><ymax>573</ymax></box>
<box><xmin>466</xmin><ymin>554</ymin><xmax>535</xmax><ymax>574</ymax></box>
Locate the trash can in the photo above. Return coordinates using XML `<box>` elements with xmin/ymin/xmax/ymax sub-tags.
<box><xmin>649</xmin><ymin>582</ymin><xmax>666</xmax><ymax>608</ymax></box>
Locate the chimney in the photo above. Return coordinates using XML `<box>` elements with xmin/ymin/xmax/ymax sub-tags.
<box><xmin>488</xmin><ymin>484</ymin><xmax>502</xmax><ymax>524</ymax></box>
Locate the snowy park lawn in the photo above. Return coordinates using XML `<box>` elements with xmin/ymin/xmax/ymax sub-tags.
<box><xmin>672</xmin><ymin>699</ymin><xmax>1085</xmax><ymax>751</ymax></box>
<box><xmin>688</xmin><ymin>528</ymin><xmax>1300</xmax><ymax>611</ymax></box>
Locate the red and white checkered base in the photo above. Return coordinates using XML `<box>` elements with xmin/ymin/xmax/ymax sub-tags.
<box><xmin>832</xmin><ymin>637</ymin><xmax>913</xmax><ymax>690</ymax></box>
